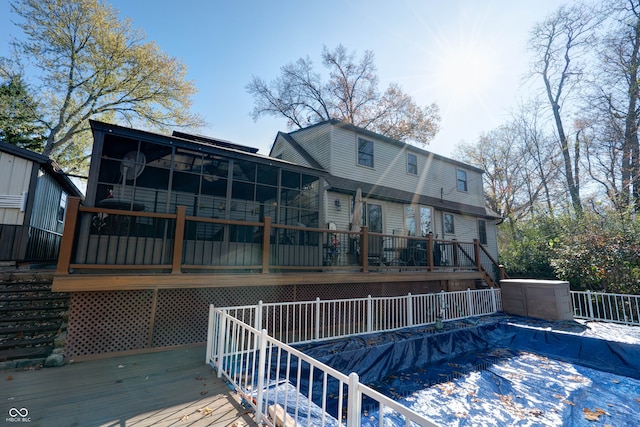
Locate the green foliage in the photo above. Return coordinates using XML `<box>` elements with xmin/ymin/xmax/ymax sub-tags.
<box><xmin>6</xmin><ymin>0</ymin><xmax>205</xmax><ymax>172</ymax></box>
<box><xmin>549</xmin><ymin>211</ymin><xmax>640</xmax><ymax>293</ymax></box>
<box><xmin>0</xmin><ymin>72</ymin><xmax>45</xmax><ymax>151</ymax></box>
<box><xmin>501</xmin><ymin>210</ymin><xmax>640</xmax><ymax>294</ymax></box>
<box><xmin>498</xmin><ymin>217</ymin><xmax>557</xmax><ymax>280</ymax></box>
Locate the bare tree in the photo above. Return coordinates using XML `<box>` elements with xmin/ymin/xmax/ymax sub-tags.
<box><xmin>584</xmin><ymin>0</ymin><xmax>640</xmax><ymax>211</ymax></box>
<box><xmin>528</xmin><ymin>5</ymin><xmax>599</xmax><ymax>215</ymax></box>
<box><xmin>511</xmin><ymin>99</ymin><xmax>563</xmax><ymax>217</ymax></box>
<box><xmin>247</xmin><ymin>44</ymin><xmax>440</xmax><ymax>145</ymax></box>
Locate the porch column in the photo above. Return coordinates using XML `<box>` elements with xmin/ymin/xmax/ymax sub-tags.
<box><xmin>171</xmin><ymin>206</ymin><xmax>186</xmax><ymax>274</ymax></box>
<box><xmin>56</xmin><ymin>196</ymin><xmax>82</xmax><ymax>275</ymax></box>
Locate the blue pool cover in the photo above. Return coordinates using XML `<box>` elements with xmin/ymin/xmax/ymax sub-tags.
<box><xmin>292</xmin><ymin>315</ymin><xmax>640</xmax><ymax>426</ymax></box>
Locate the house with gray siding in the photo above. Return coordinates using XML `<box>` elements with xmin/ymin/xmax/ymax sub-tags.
<box><xmin>270</xmin><ymin>119</ymin><xmax>500</xmax><ymax>262</ymax></box>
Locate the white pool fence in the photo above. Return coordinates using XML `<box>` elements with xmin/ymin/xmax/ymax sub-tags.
<box><xmin>206</xmin><ymin>289</ymin><xmax>501</xmax><ymax>427</ymax></box>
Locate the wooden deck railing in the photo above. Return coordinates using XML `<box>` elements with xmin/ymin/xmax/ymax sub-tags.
<box><xmin>56</xmin><ymin>197</ymin><xmax>504</xmax><ymax>284</ymax></box>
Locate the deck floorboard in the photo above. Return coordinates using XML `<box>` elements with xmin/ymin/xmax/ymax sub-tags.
<box><xmin>2</xmin><ymin>346</ymin><xmax>257</xmax><ymax>427</ymax></box>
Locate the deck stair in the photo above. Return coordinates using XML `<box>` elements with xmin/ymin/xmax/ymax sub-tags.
<box><xmin>0</xmin><ymin>273</ymin><xmax>68</xmax><ymax>367</ymax></box>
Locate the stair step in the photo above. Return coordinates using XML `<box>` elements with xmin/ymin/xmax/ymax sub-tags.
<box><xmin>0</xmin><ymin>283</ymin><xmax>51</xmax><ymax>295</ymax></box>
<box><xmin>0</xmin><ymin>345</ymin><xmax>52</xmax><ymax>362</ymax></box>
<box><xmin>0</xmin><ymin>336</ymin><xmax>55</xmax><ymax>350</ymax></box>
<box><xmin>0</xmin><ymin>295</ymin><xmax>69</xmax><ymax>302</ymax></box>
<box><xmin>0</xmin><ymin>275</ymin><xmax>62</xmax><ymax>364</ymax></box>
<box><xmin>0</xmin><ymin>313</ymin><xmax>64</xmax><ymax>323</ymax></box>
<box><xmin>0</xmin><ymin>305</ymin><xmax>67</xmax><ymax>313</ymax></box>
<box><xmin>0</xmin><ymin>324</ymin><xmax>61</xmax><ymax>335</ymax></box>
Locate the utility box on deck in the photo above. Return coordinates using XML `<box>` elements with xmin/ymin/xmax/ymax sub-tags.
<box><xmin>500</xmin><ymin>279</ymin><xmax>573</xmax><ymax>321</ymax></box>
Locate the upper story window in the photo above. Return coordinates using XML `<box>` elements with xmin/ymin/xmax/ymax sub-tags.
<box><xmin>357</xmin><ymin>138</ymin><xmax>374</xmax><ymax>168</ymax></box>
<box><xmin>457</xmin><ymin>169</ymin><xmax>468</xmax><ymax>192</ymax></box>
<box><xmin>444</xmin><ymin>213</ymin><xmax>455</xmax><ymax>234</ymax></box>
<box><xmin>407</xmin><ymin>153</ymin><xmax>417</xmax><ymax>175</ymax></box>
<box><xmin>478</xmin><ymin>219</ymin><xmax>487</xmax><ymax>245</ymax></box>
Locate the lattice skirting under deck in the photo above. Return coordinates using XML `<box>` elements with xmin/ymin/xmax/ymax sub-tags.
<box><xmin>65</xmin><ymin>280</ymin><xmax>450</xmax><ymax>359</ymax></box>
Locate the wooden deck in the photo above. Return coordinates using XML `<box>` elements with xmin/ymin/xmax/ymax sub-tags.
<box><xmin>2</xmin><ymin>345</ymin><xmax>257</xmax><ymax>427</ymax></box>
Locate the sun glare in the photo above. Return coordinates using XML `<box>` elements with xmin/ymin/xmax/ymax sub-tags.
<box><xmin>434</xmin><ymin>44</ymin><xmax>496</xmax><ymax>105</ymax></box>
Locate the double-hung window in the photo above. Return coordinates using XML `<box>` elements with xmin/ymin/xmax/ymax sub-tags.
<box><xmin>407</xmin><ymin>153</ymin><xmax>417</xmax><ymax>175</ymax></box>
<box><xmin>358</xmin><ymin>138</ymin><xmax>374</xmax><ymax>168</ymax></box>
<box><xmin>457</xmin><ymin>169</ymin><xmax>468</xmax><ymax>192</ymax></box>
<box><xmin>478</xmin><ymin>219</ymin><xmax>487</xmax><ymax>245</ymax></box>
<box><xmin>444</xmin><ymin>213</ymin><xmax>455</xmax><ymax>234</ymax></box>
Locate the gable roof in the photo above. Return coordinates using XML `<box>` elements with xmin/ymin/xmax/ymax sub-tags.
<box><xmin>0</xmin><ymin>141</ymin><xmax>83</xmax><ymax>197</ymax></box>
<box><xmin>273</xmin><ymin>131</ymin><xmax>326</xmax><ymax>170</ymax></box>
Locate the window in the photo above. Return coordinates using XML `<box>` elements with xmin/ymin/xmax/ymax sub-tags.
<box><xmin>365</xmin><ymin>203</ymin><xmax>382</xmax><ymax>232</ymax></box>
<box><xmin>457</xmin><ymin>169</ymin><xmax>468</xmax><ymax>191</ymax></box>
<box><xmin>407</xmin><ymin>153</ymin><xmax>417</xmax><ymax>175</ymax></box>
<box><xmin>444</xmin><ymin>213</ymin><xmax>455</xmax><ymax>234</ymax></box>
<box><xmin>57</xmin><ymin>193</ymin><xmax>67</xmax><ymax>223</ymax></box>
<box><xmin>404</xmin><ymin>205</ymin><xmax>432</xmax><ymax>236</ymax></box>
<box><xmin>358</xmin><ymin>138</ymin><xmax>374</xmax><ymax>168</ymax></box>
<box><xmin>478</xmin><ymin>219</ymin><xmax>487</xmax><ymax>245</ymax></box>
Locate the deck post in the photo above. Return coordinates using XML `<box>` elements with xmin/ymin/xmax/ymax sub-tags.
<box><xmin>587</xmin><ymin>290</ymin><xmax>594</xmax><ymax>320</ymax></box>
<box><xmin>56</xmin><ymin>196</ymin><xmax>81</xmax><ymax>275</ymax></box>
<box><xmin>361</xmin><ymin>226</ymin><xmax>369</xmax><ymax>272</ymax></box>
<box><xmin>427</xmin><ymin>233</ymin><xmax>434</xmax><ymax>271</ymax></box>
<box><xmin>171</xmin><ymin>206</ymin><xmax>186</xmax><ymax>274</ymax></box>
<box><xmin>261</xmin><ymin>217</ymin><xmax>271</xmax><ymax>273</ymax></box>
<box><xmin>452</xmin><ymin>239</ymin><xmax>459</xmax><ymax>267</ymax></box>
<box><xmin>474</xmin><ymin>239</ymin><xmax>482</xmax><ymax>272</ymax></box>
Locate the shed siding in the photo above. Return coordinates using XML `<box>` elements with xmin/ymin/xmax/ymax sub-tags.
<box><xmin>0</xmin><ymin>151</ymin><xmax>32</xmax><ymax>225</ymax></box>
<box><xmin>30</xmin><ymin>171</ymin><xmax>66</xmax><ymax>235</ymax></box>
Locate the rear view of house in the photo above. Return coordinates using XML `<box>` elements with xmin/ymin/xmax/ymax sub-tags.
<box><xmin>271</xmin><ymin>119</ymin><xmax>500</xmax><ymax>264</ymax></box>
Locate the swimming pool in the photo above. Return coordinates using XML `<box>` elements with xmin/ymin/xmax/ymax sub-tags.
<box><xmin>294</xmin><ymin>316</ymin><xmax>640</xmax><ymax>426</ymax></box>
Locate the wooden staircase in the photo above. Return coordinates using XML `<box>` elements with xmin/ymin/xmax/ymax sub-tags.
<box><xmin>0</xmin><ymin>273</ymin><xmax>68</xmax><ymax>367</ymax></box>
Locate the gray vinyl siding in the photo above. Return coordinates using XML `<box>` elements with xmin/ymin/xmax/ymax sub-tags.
<box><xmin>329</xmin><ymin>127</ymin><xmax>485</xmax><ymax>208</ymax></box>
<box><xmin>281</xmin><ymin>121</ymin><xmax>499</xmax><ymax>259</ymax></box>
<box><xmin>485</xmin><ymin>219</ymin><xmax>499</xmax><ymax>260</ymax></box>
<box><xmin>273</xmin><ymin>137</ymin><xmax>311</xmax><ymax>167</ymax></box>
<box><xmin>289</xmin><ymin>123</ymin><xmax>333</xmax><ymax>170</ymax></box>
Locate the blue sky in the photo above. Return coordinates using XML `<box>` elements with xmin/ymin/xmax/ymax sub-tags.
<box><xmin>0</xmin><ymin>0</ymin><xmax>566</xmax><ymax>157</ymax></box>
